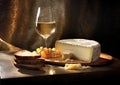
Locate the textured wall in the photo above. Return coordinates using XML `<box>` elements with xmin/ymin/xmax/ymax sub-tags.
<box><xmin>0</xmin><ymin>0</ymin><xmax>65</xmax><ymax>50</ymax></box>
<box><xmin>0</xmin><ymin>0</ymin><xmax>120</xmax><ymax>58</ymax></box>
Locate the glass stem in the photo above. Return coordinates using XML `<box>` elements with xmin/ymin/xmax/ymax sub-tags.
<box><xmin>44</xmin><ymin>38</ymin><xmax>47</xmax><ymax>47</ymax></box>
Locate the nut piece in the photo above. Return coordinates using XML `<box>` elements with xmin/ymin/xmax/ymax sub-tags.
<box><xmin>64</xmin><ymin>63</ymin><xmax>82</xmax><ymax>70</ymax></box>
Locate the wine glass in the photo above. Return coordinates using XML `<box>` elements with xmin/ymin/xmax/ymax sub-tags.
<box><xmin>35</xmin><ymin>6</ymin><xmax>56</xmax><ymax>47</ymax></box>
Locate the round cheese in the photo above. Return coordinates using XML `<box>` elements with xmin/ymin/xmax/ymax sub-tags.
<box><xmin>55</xmin><ymin>39</ymin><xmax>101</xmax><ymax>63</ymax></box>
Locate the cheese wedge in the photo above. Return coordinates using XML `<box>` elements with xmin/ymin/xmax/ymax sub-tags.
<box><xmin>55</xmin><ymin>39</ymin><xmax>101</xmax><ymax>63</ymax></box>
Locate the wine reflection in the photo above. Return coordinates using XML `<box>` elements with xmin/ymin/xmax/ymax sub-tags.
<box><xmin>43</xmin><ymin>65</ymin><xmax>56</xmax><ymax>75</ymax></box>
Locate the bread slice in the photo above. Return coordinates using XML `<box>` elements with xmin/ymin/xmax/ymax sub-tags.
<box><xmin>14</xmin><ymin>50</ymin><xmax>40</xmax><ymax>60</ymax></box>
<box><xmin>14</xmin><ymin>63</ymin><xmax>45</xmax><ymax>71</ymax></box>
<box><xmin>14</xmin><ymin>50</ymin><xmax>46</xmax><ymax>70</ymax></box>
<box><xmin>15</xmin><ymin>58</ymin><xmax>44</xmax><ymax>65</ymax></box>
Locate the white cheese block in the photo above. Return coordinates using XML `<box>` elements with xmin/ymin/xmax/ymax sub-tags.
<box><xmin>55</xmin><ymin>39</ymin><xmax>101</xmax><ymax>63</ymax></box>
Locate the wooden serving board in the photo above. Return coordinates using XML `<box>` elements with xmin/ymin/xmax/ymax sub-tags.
<box><xmin>14</xmin><ymin>53</ymin><xmax>113</xmax><ymax>67</ymax></box>
<box><xmin>41</xmin><ymin>53</ymin><xmax>113</xmax><ymax>66</ymax></box>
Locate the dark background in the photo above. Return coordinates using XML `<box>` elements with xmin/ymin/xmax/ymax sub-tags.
<box><xmin>0</xmin><ymin>0</ymin><xmax>120</xmax><ymax>59</ymax></box>
<box><xmin>61</xmin><ymin>0</ymin><xmax>120</xmax><ymax>59</ymax></box>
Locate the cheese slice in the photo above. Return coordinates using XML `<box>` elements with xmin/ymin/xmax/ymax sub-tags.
<box><xmin>55</xmin><ymin>39</ymin><xmax>101</xmax><ymax>63</ymax></box>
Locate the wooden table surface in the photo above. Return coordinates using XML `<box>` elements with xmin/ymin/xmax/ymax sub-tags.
<box><xmin>0</xmin><ymin>51</ymin><xmax>120</xmax><ymax>84</ymax></box>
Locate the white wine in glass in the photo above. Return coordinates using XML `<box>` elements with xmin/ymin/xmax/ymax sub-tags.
<box><xmin>35</xmin><ymin>7</ymin><xmax>56</xmax><ymax>47</ymax></box>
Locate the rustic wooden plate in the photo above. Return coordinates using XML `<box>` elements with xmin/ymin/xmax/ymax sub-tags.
<box><xmin>14</xmin><ymin>53</ymin><xmax>113</xmax><ymax>67</ymax></box>
<box><xmin>42</xmin><ymin>53</ymin><xmax>113</xmax><ymax>66</ymax></box>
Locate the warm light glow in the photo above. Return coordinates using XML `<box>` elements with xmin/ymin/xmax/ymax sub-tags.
<box><xmin>36</xmin><ymin>7</ymin><xmax>41</xmax><ymax>26</ymax></box>
<box><xmin>49</xmin><ymin>69</ymin><xmax>56</xmax><ymax>75</ymax></box>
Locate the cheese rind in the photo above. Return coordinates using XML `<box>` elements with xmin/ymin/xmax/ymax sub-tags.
<box><xmin>55</xmin><ymin>39</ymin><xmax>101</xmax><ymax>63</ymax></box>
